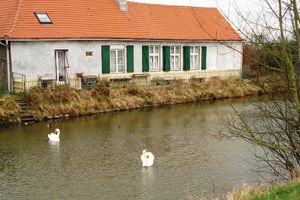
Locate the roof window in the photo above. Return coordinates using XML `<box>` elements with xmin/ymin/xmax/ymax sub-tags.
<box><xmin>35</xmin><ymin>12</ymin><xmax>52</xmax><ymax>24</ymax></box>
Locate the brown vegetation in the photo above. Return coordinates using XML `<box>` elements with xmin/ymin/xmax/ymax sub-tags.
<box><xmin>23</xmin><ymin>79</ymin><xmax>263</xmax><ymax>120</ymax></box>
<box><xmin>0</xmin><ymin>94</ymin><xmax>20</xmax><ymax>124</ymax></box>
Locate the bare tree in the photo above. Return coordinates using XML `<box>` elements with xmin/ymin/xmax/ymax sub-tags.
<box><xmin>222</xmin><ymin>0</ymin><xmax>300</xmax><ymax>181</ymax></box>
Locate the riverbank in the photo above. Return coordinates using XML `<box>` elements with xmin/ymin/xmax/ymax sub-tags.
<box><xmin>0</xmin><ymin>79</ymin><xmax>263</xmax><ymax>125</ymax></box>
<box><xmin>0</xmin><ymin>94</ymin><xmax>21</xmax><ymax>125</ymax></box>
<box><xmin>227</xmin><ymin>179</ymin><xmax>300</xmax><ymax>200</ymax></box>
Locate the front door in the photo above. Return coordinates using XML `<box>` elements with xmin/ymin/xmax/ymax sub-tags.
<box><xmin>55</xmin><ymin>50</ymin><xmax>68</xmax><ymax>84</ymax></box>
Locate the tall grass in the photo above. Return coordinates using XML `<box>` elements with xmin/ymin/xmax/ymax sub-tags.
<box><xmin>0</xmin><ymin>94</ymin><xmax>20</xmax><ymax>124</ymax></box>
<box><xmin>23</xmin><ymin>79</ymin><xmax>263</xmax><ymax>120</ymax></box>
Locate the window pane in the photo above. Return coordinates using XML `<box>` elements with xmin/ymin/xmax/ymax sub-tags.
<box><xmin>150</xmin><ymin>47</ymin><xmax>153</xmax><ymax>54</ymax></box>
<box><xmin>117</xmin><ymin>50</ymin><xmax>123</xmax><ymax>58</ymax></box>
<box><xmin>36</xmin><ymin>13</ymin><xmax>52</xmax><ymax>23</ymax></box>
<box><xmin>171</xmin><ymin>47</ymin><xmax>174</xmax><ymax>54</ymax></box>
<box><xmin>110</xmin><ymin>51</ymin><xmax>116</xmax><ymax>58</ymax></box>
<box><xmin>110</xmin><ymin>50</ymin><xmax>116</xmax><ymax>72</ymax></box>
<box><xmin>150</xmin><ymin>56</ymin><xmax>153</xmax><ymax>70</ymax></box>
<box><xmin>155</xmin><ymin>56</ymin><xmax>159</xmax><ymax>69</ymax></box>
<box><xmin>118</xmin><ymin>64</ymin><xmax>124</xmax><ymax>72</ymax></box>
<box><xmin>118</xmin><ymin>57</ymin><xmax>123</xmax><ymax>65</ymax></box>
<box><xmin>155</xmin><ymin>47</ymin><xmax>159</xmax><ymax>53</ymax></box>
<box><xmin>176</xmin><ymin>47</ymin><xmax>180</xmax><ymax>54</ymax></box>
<box><xmin>175</xmin><ymin>56</ymin><xmax>179</xmax><ymax>69</ymax></box>
<box><xmin>110</xmin><ymin>60</ymin><xmax>116</xmax><ymax>73</ymax></box>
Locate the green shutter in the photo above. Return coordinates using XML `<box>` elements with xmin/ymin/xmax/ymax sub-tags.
<box><xmin>142</xmin><ymin>46</ymin><xmax>149</xmax><ymax>72</ymax></box>
<box><xmin>201</xmin><ymin>46</ymin><xmax>207</xmax><ymax>70</ymax></box>
<box><xmin>127</xmin><ymin>45</ymin><xmax>134</xmax><ymax>73</ymax></box>
<box><xmin>163</xmin><ymin>46</ymin><xmax>170</xmax><ymax>72</ymax></box>
<box><xmin>183</xmin><ymin>46</ymin><xmax>190</xmax><ymax>71</ymax></box>
<box><xmin>102</xmin><ymin>45</ymin><xmax>110</xmax><ymax>74</ymax></box>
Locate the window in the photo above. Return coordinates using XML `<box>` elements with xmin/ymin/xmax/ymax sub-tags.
<box><xmin>170</xmin><ymin>46</ymin><xmax>181</xmax><ymax>70</ymax></box>
<box><xmin>190</xmin><ymin>46</ymin><xmax>200</xmax><ymax>70</ymax></box>
<box><xmin>149</xmin><ymin>46</ymin><xmax>160</xmax><ymax>71</ymax></box>
<box><xmin>110</xmin><ymin>48</ymin><xmax>125</xmax><ymax>73</ymax></box>
<box><xmin>35</xmin><ymin>12</ymin><xmax>52</xmax><ymax>24</ymax></box>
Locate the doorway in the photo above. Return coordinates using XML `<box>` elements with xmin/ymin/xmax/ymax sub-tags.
<box><xmin>55</xmin><ymin>50</ymin><xmax>69</xmax><ymax>84</ymax></box>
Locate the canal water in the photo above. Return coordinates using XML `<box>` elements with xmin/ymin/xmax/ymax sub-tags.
<box><xmin>0</xmin><ymin>99</ymin><xmax>260</xmax><ymax>199</ymax></box>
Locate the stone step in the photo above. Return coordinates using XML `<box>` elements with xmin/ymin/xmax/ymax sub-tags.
<box><xmin>20</xmin><ymin>117</ymin><xmax>36</xmax><ymax>123</ymax></box>
<box><xmin>21</xmin><ymin>113</ymin><xmax>35</xmax><ymax>118</ymax></box>
<box><xmin>15</xmin><ymin>99</ymin><xmax>37</xmax><ymax>124</ymax></box>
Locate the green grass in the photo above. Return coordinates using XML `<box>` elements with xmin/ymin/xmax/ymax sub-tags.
<box><xmin>245</xmin><ymin>181</ymin><xmax>300</xmax><ymax>200</ymax></box>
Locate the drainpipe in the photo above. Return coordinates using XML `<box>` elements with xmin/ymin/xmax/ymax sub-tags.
<box><xmin>5</xmin><ymin>39</ymin><xmax>12</xmax><ymax>92</ymax></box>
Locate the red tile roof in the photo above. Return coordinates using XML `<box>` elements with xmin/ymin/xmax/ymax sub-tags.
<box><xmin>0</xmin><ymin>0</ymin><xmax>242</xmax><ymax>41</ymax></box>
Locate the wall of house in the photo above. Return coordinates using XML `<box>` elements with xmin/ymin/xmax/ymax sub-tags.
<box><xmin>10</xmin><ymin>40</ymin><xmax>243</xmax><ymax>80</ymax></box>
<box><xmin>0</xmin><ymin>45</ymin><xmax>7</xmax><ymax>91</ymax></box>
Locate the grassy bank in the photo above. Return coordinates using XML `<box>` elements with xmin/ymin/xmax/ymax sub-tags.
<box><xmin>0</xmin><ymin>79</ymin><xmax>263</xmax><ymax>124</ymax></box>
<box><xmin>228</xmin><ymin>180</ymin><xmax>300</xmax><ymax>200</ymax></box>
<box><xmin>23</xmin><ymin>79</ymin><xmax>263</xmax><ymax>120</ymax></box>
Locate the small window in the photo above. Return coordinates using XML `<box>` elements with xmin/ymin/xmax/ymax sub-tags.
<box><xmin>110</xmin><ymin>48</ymin><xmax>125</xmax><ymax>73</ymax></box>
<box><xmin>35</xmin><ymin>12</ymin><xmax>52</xmax><ymax>24</ymax></box>
<box><xmin>149</xmin><ymin>46</ymin><xmax>160</xmax><ymax>71</ymax></box>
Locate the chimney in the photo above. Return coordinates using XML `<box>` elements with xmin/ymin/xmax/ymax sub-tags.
<box><xmin>115</xmin><ymin>0</ymin><xmax>128</xmax><ymax>12</ymax></box>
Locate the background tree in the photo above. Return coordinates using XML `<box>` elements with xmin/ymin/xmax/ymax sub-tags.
<box><xmin>223</xmin><ymin>0</ymin><xmax>300</xmax><ymax>181</ymax></box>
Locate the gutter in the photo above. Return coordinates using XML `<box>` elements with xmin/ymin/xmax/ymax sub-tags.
<box><xmin>6</xmin><ymin>38</ymin><xmax>244</xmax><ymax>43</ymax></box>
<box><xmin>0</xmin><ymin>40</ymin><xmax>7</xmax><ymax>47</ymax></box>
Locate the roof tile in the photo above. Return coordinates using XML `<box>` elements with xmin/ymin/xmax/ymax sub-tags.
<box><xmin>0</xmin><ymin>0</ymin><xmax>242</xmax><ymax>41</ymax></box>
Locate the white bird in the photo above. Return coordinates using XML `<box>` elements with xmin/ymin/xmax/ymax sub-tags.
<box><xmin>48</xmin><ymin>128</ymin><xmax>60</xmax><ymax>142</ymax></box>
<box><xmin>141</xmin><ymin>149</ymin><xmax>154</xmax><ymax>167</ymax></box>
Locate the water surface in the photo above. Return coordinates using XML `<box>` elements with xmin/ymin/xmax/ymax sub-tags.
<box><xmin>0</xmin><ymin>99</ymin><xmax>260</xmax><ymax>199</ymax></box>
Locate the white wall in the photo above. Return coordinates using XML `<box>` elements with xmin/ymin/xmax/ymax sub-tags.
<box><xmin>10</xmin><ymin>40</ymin><xmax>243</xmax><ymax>79</ymax></box>
<box><xmin>11</xmin><ymin>41</ymin><xmax>102</xmax><ymax>79</ymax></box>
<box><xmin>217</xmin><ymin>42</ymin><xmax>243</xmax><ymax>70</ymax></box>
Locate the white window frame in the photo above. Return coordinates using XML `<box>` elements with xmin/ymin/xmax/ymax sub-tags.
<box><xmin>110</xmin><ymin>45</ymin><xmax>126</xmax><ymax>74</ymax></box>
<box><xmin>190</xmin><ymin>46</ymin><xmax>201</xmax><ymax>70</ymax></box>
<box><xmin>170</xmin><ymin>46</ymin><xmax>181</xmax><ymax>71</ymax></box>
<box><xmin>149</xmin><ymin>46</ymin><xmax>160</xmax><ymax>72</ymax></box>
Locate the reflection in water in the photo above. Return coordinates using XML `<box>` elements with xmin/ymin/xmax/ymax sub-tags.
<box><xmin>0</xmin><ymin>98</ymin><xmax>261</xmax><ymax>200</ymax></box>
<box><xmin>139</xmin><ymin>167</ymin><xmax>155</xmax><ymax>199</ymax></box>
<box><xmin>48</xmin><ymin>141</ymin><xmax>60</xmax><ymax>153</ymax></box>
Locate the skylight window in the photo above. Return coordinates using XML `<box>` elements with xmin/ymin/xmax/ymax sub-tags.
<box><xmin>35</xmin><ymin>12</ymin><xmax>52</xmax><ymax>24</ymax></box>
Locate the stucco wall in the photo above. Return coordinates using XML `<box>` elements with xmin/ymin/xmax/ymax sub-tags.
<box><xmin>0</xmin><ymin>45</ymin><xmax>7</xmax><ymax>90</ymax></box>
<box><xmin>10</xmin><ymin>41</ymin><xmax>243</xmax><ymax>79</ymax></box>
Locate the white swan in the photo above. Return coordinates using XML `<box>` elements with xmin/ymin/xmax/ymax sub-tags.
<box><xmin>48</xmin><ymin>128</ymin><xmax>60</xmax><ymax>142</ymax></box>
<box><xmin>141</xmin><ymin>149</ymin><xmax>154</xmax><ymax>167</ymax></box>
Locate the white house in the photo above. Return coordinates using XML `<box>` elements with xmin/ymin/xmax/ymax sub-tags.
<box><xmin>0</xmin><ymin>0</ymin><xmax>243</xmax><ymax>92</ymax></box>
